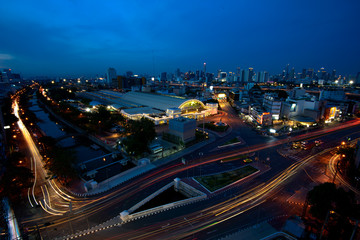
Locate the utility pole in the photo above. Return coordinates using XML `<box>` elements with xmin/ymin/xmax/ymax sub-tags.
<box><xmin>319</xmin><ymin>210</ymin><xmax>331</xmax><ymax>240</ymax></box>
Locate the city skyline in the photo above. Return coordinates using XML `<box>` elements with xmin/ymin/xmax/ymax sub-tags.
<box><xmin>1</xmin><ymin>0</ymin><xmax>360</xmax><ymax>77</ymax></box>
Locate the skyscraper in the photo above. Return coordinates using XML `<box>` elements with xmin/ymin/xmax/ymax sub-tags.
<box><xmin>161</xmin><ymin>72</ymin><xmax>167</xmax><ymax>82</ymax></box>
<box><xmin>356</xmin><ymin>72</ymin><xmax>360</xmax><ymax>85</ymax></box>
<box><xmin>289</xmin><ymin>67</ymin><xmax>295</xmax><ymax>80</ymax></box>
<box><xmin>301</xmin><ymin>69</ymin><xmax>307</xmax><ymax>79</ymax></box>
<box><xmin>243</xmin><ymin>69</ymin><xmax>249</xmax><ymax>83</ymax></box>
<box><xmin>331</xmin><ymin>70</ymin><xmax>336</xmax><ymax>81</ymax></box>
<box><xmin>248</xmin><ymin>68</ymin><xmax>254</xmax><ymax>82</ymax></box>
<box><xmin>106</xmin><ymin>68</ymin><xmax>117</xmax><ymax>86</ymax></box>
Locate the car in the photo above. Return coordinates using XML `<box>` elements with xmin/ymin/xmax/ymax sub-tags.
<box><xmin>243</xmin><ymin>158</ymin><xmax>253</xmax><ymax>163</ymax></box>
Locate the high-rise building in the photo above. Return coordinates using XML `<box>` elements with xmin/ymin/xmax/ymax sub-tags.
<box><xmin>248</xmin><ymin>68</ymin><xmax>254</xmax><ymax>82</ymax></box>
<box><xmin>289</xmin><ymin>67</ymin><xmax>295</xmax><ymax>80</ymax></box>
<box><xmin>176</xmin><ymin>68</ymin><xmax>181</xmax><ymax>78</ymax></box>
<box><xmin>331</xmin><ymin>69</ymin><xmax>336</xmax><ymax>81</ymax></box>
<box><xmin>264</xmin><ymin>71</ymin><xmax>269</xmax><ymax>82</ymax></box>
<box><xmin>307</xmin><ymin>68</ymin><xmax>314</xmax><ymax>79</ymax></box>
<box><xmin>160</xmin><ymin>72</ymin><xmax>167</xmax><ymax>82</ymax></box>
<box><xmin>195</xmin><ymin>70</ymin><xmax>200</xmax><ymax>80</ymax></box>
<box><xmin>356</xmin><ymin>72</ymin><xmax>360</xmax><ymax>85</ymax></box>
<box><xmin>301</xmin><ymin>69</ymin><xmax>307</xmax><ymax>79</ymax></box>
<box><xmin>243</xmin><ymin>69</ymin><xmax>249</xmax><ymax>83</ymax></box>
<box><xmin>106</xmin><ymin>68</ymin><xmax>117</xmax><ymax>86</ymax></box>
<box><xmin>126</xmin><ymin>71</ymin><xmax>133</xmax><ymax>78</ymax></box>
<box><xmin>256</xmin><ymin>72</ymin><xmax>262</xmax><ymax>82</ymax></box>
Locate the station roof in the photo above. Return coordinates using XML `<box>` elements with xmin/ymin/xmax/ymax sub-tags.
<box><xmin>121</xmin><ymin>107</ymin><xmax>163</xmax><ymax>115</ymax></box>
<box><xmin>120</xmin><ymin>91</ymin><xmax>191</xmax><ymax>111</ymax></box>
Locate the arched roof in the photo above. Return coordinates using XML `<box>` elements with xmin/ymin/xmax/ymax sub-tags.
<box><xmin>179</xmin><ymin>99</ymin><xmax>206</xmax><ymax>109</ymax></box>
<box><xmin>119</xmin><ymin>91</ymin><xmax>204</xmax><ymax>111</ymax></box>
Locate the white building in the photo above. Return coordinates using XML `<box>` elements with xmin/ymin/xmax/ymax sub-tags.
<box><xmin>263</xmin><ymin>93</ymin><xmax>282</xmax><ymax>120</ymax></box>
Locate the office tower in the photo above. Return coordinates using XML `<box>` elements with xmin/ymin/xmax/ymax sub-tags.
<box><xmin>243</xmin><ymin>69</ymin><xmax>249</xmax><ymax>83</ymax></box>
<box><xmin>195</xmin><ymin>70</ymin><xmax>200</xmax><ymax>80</ymax></box>
<box><xmin>301</xmin><ymin>69</ymin><xmax>307</xmax><ymax>79</ymax></box>
<box><xmin>331</xmin><ymin>70</ymin><xmax>336</xmax><ymax>81</ymax></box>
<box><xmin>106</xmin><ymin>68</ymin><xmax>117</xmax><ymax>86</ymax></box>
<box><xmin>356</xmin><ymin>72</ymin><xmax>360</xmax><ymax>85</ymax></box>
<box><xmin>160</xmin><ymin>72</ymin><xmax>167</xmax><ymax>82</ymax></box>
<box><xmin>236</xmin><ymin>67</ymin><xmax>241</xmax><ymax>82</ymax></box>
<box><xmin>176</xmin><ymin>68</ymin><xmax>181</xmax><ymax>78</ymax></box>
<box><xmin>248</xmin><ymin>68</ymin><xmax>254</xmax><ymax>82</ymax></box>
<box><xmin>126</xmin><ymin>71</ymin><xmax>133</xmax><ymax>78</ymax></box>
<box><xmin>289</xmin><ymin>67</ymin><xmax>295</xmax><ymax>80</ymax></box>
<box><xmin>283</xmin><ymin>64</ymin><xmax>289</xmax><ymax>80</ymax></box>
<box><xmin>307</xmin><ymin>68</ymin><xmax>314</xmax><ymax>79</ymax></box>
<box><xmin>264</xmin><ymin>71</ymin><xmax>269</xmax><ymax>82</ymax></box>
<box><xmin>203</xmin><ymin>63</ymin><xmax>206</xmax><ymax>75</ymax></box>
<box><xmin>256</xmin><ymin>72</ymin><xmax>261</xmax><ymax>82</ymax></box>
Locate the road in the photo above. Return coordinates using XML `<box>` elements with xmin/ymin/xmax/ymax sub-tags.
<box><xmin>16</xmin><ymin>98</ymin><xmax>360</xmax><ymax>239</ymax></box>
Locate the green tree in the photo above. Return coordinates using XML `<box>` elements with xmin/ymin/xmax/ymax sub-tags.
<box><xmin>275</xmin><ymin>90</ymin><xmax>288</xmax><ymax>99</ymax></box>
<box><xmin>45</xmin><ymin>148</ymin><xmax>77</xmax><ymax>182</ymax></box>
<box><xmin>307</xmin><ymin>183</ymin><xmax>358</xmax><ymax>239</ymax></box>
<box><xmin>80</xmin><ymin>97</ymin><xmax>92</xmax><ymax>105</ymax></box>
<box><xmin>0</xmin><ymin>161</ymin><xmax>33</xmax><ymax>203</ymax></box>
<box><xmin>122</xmin><ymin>117</ymin><xmax>156</xmax><ymax>156</ymax></box>
<box><xmin>307</xmin><ymin>182</ymin><xmax>338</xmax><ymax>220</ymax></box>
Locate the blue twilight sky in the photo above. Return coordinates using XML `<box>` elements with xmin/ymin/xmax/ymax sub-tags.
<box><xmin>0</xmin><ymin>0</ymin><xmax>359</xmax><ymax>77</ymax></box>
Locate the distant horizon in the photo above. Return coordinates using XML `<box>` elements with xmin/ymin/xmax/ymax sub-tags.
<box><xmin>1</xmin><ymin>1</ymin><xmax>359</xmax><ymax>77</ymax></box>
<box><xmin>3</xmin><ymin>64</ymin><xmax>358</xmax><ymax>79</ymax></box>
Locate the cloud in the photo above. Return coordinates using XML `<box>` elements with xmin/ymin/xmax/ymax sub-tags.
<box><xmin>0</xmin><ymin>53</ymin><xmax>14</xmax><ymax>60</ymax></box>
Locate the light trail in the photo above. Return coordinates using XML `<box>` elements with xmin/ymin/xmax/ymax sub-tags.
<box><xmin>329</xmin><ymin>154</ymin><xmax>360</xmax><ymax>195</ymax></box>
<box><xmin>27</xmin><ymin>188</ymin><xmax>34</xmax><ymax>208</ymax></box>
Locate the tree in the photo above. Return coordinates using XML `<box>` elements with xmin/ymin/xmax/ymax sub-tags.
<box><xmin>307</xmin><ymin>182</ymin><xmax>338</xmax><ymax>220</ymax></box>
<box><xmin>307</xmin><ymin>183</ymin><xmax>359</xmax><ymax>239</ymax></box>
<box><xmin>0</xmin><ymin>161</ymin><xmax>33</xmax><ymax>203</ymax></box>
<box><xmin>80</xmin><ymin>97</ymin><xmax>92</xmax><ymax>106</ymax></box>
<box><xmin>45</xmin><ymin>148</ymin><xmax>77</xmax><ymax>182</ymax></box>
<box><xmin>276</xmin><ymin>90</ymin><xmax>288</xmax><ymax>100</ymax></box>
<box><xmin>122</xmin><ymin>117</ymin><xmax>156</xmax><ymax>156</ymax></box>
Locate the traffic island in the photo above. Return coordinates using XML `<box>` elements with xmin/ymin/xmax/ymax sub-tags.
<box><xmin>194</xmin><ymin>165</ymin><xmax>259</xmax><ymax>193</ymax></box>
<box><xmin>120</xmin><ymin>178</ymin><xmax>207</xmax><ymax>222</ymax></box>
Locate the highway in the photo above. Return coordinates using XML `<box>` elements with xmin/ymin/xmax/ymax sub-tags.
<box><xmin>15</xmin><ymin>96</ymin><xmax>360</xmax><ymax>239</ymax></box>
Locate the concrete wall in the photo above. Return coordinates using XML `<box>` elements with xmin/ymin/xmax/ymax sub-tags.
<box><xmin>120</xmin><ymin>179</ymin><xmax>207</xmax><ymax>222</ymax></box>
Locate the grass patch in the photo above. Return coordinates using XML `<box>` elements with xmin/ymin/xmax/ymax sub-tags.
<box><xmin>194</xmin><ymin>165</ymin><xmax>257</xmax><ymax>192</ymax></box>
<box><xmin>221</xmin><ymin>137</ymin><xmax>240</xmax><ymax>146</ymax></box>
<box><xmin>220</xmin><ymin>154</ymin><xmax>247</xmax><ymax>163</ymax></box>
<box><xmin>201</xmin><ymin>122</ymin><xmax>229</xmax><ymax>132</ymax></box>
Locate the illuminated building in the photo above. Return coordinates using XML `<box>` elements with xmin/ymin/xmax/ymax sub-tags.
<box><xmin>249</xmin><ymin>107</ymin><xmax>272</xmax><ymax>126</ymax></box>
<box><xmin>110</xmin><ymin>91</ymin><xmax>218</xmax><ymax>125</ymax></box>
<box><xmin>263</xmin><ymin>93</ymin><xmax>282</xmax><ymax>120</ymax></box>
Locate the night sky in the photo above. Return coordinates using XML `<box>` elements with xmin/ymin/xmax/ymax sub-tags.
<box><xmin>1</xmin><ymin>0</ymin><xmax>359</xmax><ymax>77</ymax></box>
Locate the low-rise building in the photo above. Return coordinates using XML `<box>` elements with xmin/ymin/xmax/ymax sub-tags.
<box><xmin>263</xmin><ymin>93</ymin><xmax>282</xmax><ymax>120</ymax></box>
<box><xmin>168</xmin><ymin>117</ymin><xmax>197</xmax><ymax>143</ymax></box>
<box><xmin>249</xmin><ymin>107</ymin><xmax>272</xmax><ymax>126</ymax></box>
